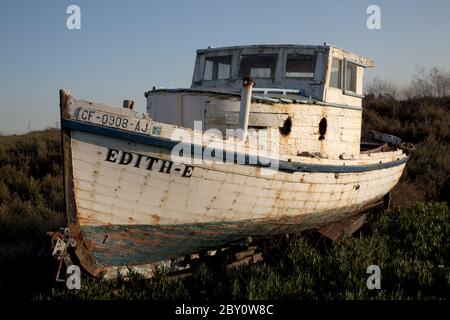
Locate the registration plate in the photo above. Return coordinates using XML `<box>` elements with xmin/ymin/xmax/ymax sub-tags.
<box><xmin>77</xmin><ymin>108</ymin><xmax>161</xmax><ymax>136</ymax></box>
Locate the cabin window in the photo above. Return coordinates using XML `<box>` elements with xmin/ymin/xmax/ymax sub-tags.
<box><xmin>239</xmin><ymin>54</ymin><xmax>277</xmax><ymax>79</ymax></box>
<box><xmin>345</xmin><ymin>61</ymin><xmax>358</xmax><ymax>93</ymax></box>
<box><xmin>203</xmin><ymin>56</ymin><xmax>232</xmax><ymax>81</ymax></box>
<box><xmin>285</xmin><ymin>54</ymin><xmax>316</xmax><ymax>78</ymax></box>
<box><xmin>329</xmin><ymin>58</ymin><xmax>342</xmax><ymax>89</ymax></box>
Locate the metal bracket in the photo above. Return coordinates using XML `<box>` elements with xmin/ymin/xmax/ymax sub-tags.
<box><xmin>48</xmin><ymin>227</ymin><xmax>77</xmax><ymax>282</ymax></box>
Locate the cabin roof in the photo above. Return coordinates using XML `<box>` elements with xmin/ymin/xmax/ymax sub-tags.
<box><xmin>196</xmin><ymin>44</ymin><xmax>375</xmax><ymax>68</ymax></box>
<box><xmin>146</xmin><ymin>88</ymin><xmax>362</xmax><ymax>110</ymax></box>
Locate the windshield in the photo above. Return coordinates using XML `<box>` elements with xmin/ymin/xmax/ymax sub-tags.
<box><xmin>203</xmin><ymin>56</ymin><xmax>232</xmax><ymax>81</ymax></box>
<box><xmin>238</xmin><ymin>54</ymin><xmax>277</xmax><ymax>79</ymax></box>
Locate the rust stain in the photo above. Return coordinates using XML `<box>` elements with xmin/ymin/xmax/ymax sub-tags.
<box><xmin>151</xmin><ymin>214</ymin><xmax>161</xmax><ymax>224</ymax></box>
<box><xmin>85</xmin><ymin>239</ymin><xmax>96</xmax><ymax>252</ymax></box>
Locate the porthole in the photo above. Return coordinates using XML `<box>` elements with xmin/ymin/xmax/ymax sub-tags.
<box><xmin>279</xmin><ymin>117</ymin><xmax>292</xmax><ymax>136</ymax></box>
<box><xmin>319</xmin><ymin>117</ymin><xmax>327</xmax><ymax>140</ymax></box>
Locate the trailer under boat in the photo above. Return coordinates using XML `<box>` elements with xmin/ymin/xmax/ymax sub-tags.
<box><xmin>53</xmin><ymin>44</ymin><xmax>411</xmax><ymax>278</ymax></box>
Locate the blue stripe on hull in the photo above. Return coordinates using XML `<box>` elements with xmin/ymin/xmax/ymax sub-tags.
<box><xmin>82</xmin><ymin>215</ymin><xmax>331</xmax><ymax>267</ymax></box>
<box><xmin>63</xmin><ymin>119</ymin><xmax>409</xmax><ymax>173</ymax></box>
<box><xmin>82</xmin><ymin>223</ymin><xmax>247</xmax><ymax>266</ymax></box>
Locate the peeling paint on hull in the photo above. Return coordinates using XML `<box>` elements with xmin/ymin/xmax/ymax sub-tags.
<box><xmin>81</xmin><ymin>205</ymin><xmax>370</xmax><ymax>267</ymax></box>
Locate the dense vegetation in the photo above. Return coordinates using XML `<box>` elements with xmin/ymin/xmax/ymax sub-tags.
<box><xmin>363</xmin><ymin>96</ymin><xmax>450</xmax><ymax>205</ymax></box>
<box><xmin>0</xmin><ymin>130</ymin><xmax>65</xmax><ymax>297</ymax></box>
<box><xmin>0</xmin><ymin>95</ymin><xmax>449</xmax><ymax>299</ymax></box>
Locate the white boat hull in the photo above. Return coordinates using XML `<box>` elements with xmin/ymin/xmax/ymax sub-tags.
<box><xmin>58</xmin><ymin>90</ymin><xmax>408</xmax><ymax>276</ymax></box>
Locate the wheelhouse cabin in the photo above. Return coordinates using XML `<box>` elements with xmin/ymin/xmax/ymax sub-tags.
<box><xmin>145</xmin><ymin>44</ymin><xmax>375</xmax><ymax>160</ymax></box>
<box><xmin>191</xmin><ymin>44</ymin><xmax>373</xmax><ymax>106</ymax></box>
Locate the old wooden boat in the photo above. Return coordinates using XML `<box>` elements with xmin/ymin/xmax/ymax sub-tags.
<box><xmin>57</xmin><ymin>44</ymin><xmax>410</xmax><ymax>277</ymax></box>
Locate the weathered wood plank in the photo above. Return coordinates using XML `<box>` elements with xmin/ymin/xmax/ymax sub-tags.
<box><xmin>319</xmin><ymin>212</ymin><xmax>367</xmax><ymax>241</ymax></box>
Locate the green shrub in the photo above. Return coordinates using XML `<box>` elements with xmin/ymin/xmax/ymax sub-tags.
<box><xmin>363</xmin><ymin>96</ymin><xmax>450</xmax><ymax>204</ymax></box>
<box><xmin>0</xmin><ymin>129</ymin><xmax>65</xmax><ymax>298</ymax></box>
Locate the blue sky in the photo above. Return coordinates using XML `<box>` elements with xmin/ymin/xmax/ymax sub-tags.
<box><xmin>1</xmin><ymin>0</ymin><xmax>449</xmax><ymax>134</ymax></box>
